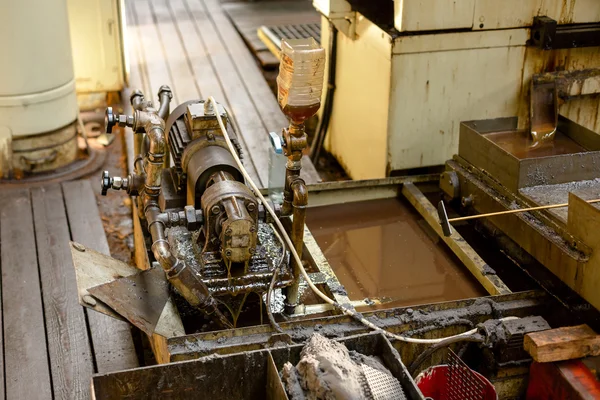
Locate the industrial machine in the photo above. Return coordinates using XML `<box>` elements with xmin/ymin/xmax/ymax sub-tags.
<box><xmin>71</xmin><ymin>8</ymin><xmax>600</xmax><ymax>400</ymax></box>
<box><xmin>74</xmin><ymin>38</ymin><xmax>328</xmax><ymax>332</ymax></box>
<box><xmin>313</xmin><ymin>0</ymin><xmax>600</xmax><ymax>179</ymax></box>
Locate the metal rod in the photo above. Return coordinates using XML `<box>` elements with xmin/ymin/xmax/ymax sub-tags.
<box><xmin>450</xmin><ymin>199</ymin><xmax>600</xmax><ymax>222</ymax></box>
<box><xmin>438</xmin><ymin>198</ymin><xmax>600</xmax><ymax>237</ymax></box>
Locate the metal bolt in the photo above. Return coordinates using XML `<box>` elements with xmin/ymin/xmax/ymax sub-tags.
<box><xmin>82</xmin><ymin>295</ymin><xmax>97</xmax><ymax>306</ymax></box>
<box><xmin>247</xmin><ymin>203</ymin><xmax>256</xmax><ymax>212</ymax></box>
<box><xmin>226</xmin><ymin>228</ymin><xmax>232</xmax><ymax>235</ymax></box>
<box><xmin>225</xmin><ymin>249</ymin><xmax>232</xmax><ymax>257</ymax></box>
<box><xmin>207</xmin><ymin>133</ymin><xmax>215</xmax><ymax>140</ymax></box>
<box><xmin>211</xmin><ymin>205</ymin><xmax>220</xmax><ymax>215</ymax></box>
<box><xmin>461</xmin><ymin>195</ymin><xmax>474</xmax><ymax>207</ymax></box>
<box><xmin>73</xmin><ymin>242</ymin><xmax>86</xmax><ymax>252</ymax></box>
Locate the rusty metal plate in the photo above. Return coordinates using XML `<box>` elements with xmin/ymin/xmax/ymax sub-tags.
<box><xmin>70</xmin><ymin>241</ymin><xmax>137</xmax><ymax>321</ymax></box>
<box><xmin>70</xmin><ymin>241</ymin><xmax>184</xmax><ymax>337</ymax></box>
<box><xmin>88</xmin><ymin>267</ymin><xmax>172</xmax><ymax>337</ymax></box>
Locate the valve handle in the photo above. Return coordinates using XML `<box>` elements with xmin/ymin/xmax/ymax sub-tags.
<box><xmin>101</xmin><ymin>170</ymin><xmax>113</xmax><ymax>196</ymax></box>
<box><xmin>105</xmin><ymin>107</ymin><xmax>116</xmax><ymax>134</ymax></box>
<box><xmin>268</xmin><ymin>132</ymin><xmax>283</xmax><ymax>155</ymax></box>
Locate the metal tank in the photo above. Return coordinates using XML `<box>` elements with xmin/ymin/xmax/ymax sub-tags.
<box><xmin>0</xmin><ymin>0</ymin><xmax>79</xmax><ymax>177</ymax></box>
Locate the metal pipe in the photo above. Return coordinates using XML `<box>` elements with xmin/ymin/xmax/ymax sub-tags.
<box><xmin>130</xmin><ymin>90</ymin><xmax>146</xmax><ymax>111</ymax></box>
<box><xmin>146</xmin><ymin>200</ymin><xmax>232</xmax><ymax>328</ymax></box>
<box><xmin>157</xmin><ymin>85</ymin><xmax>173</xmax><ymax>120</ymax></box>
<box><xmin>284</xmin><ymin>178</ymin><xmax>308</xmax><ymax>314</ymax></box>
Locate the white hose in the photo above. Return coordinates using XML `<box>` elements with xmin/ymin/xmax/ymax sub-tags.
<box><xmin>207</xmin><ymin>96</ymin><xmax>515</xmax><ymax>344</ymax></box>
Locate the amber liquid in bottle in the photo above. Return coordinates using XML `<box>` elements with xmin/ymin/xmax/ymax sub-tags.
<box><xmin>281</xmin><ymin>103</ymin><xmax>320</xmax><ymax>124</ymax></box>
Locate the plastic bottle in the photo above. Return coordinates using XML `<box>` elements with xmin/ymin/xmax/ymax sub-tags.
<box><xmin>276</xmin><ymin>38</ymin><xmax>326</xmax><ymax>124</ymax></box>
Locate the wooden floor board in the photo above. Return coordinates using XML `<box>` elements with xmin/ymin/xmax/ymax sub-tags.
<box><xmin>151</xmin><ymin>0</ymin><xmax>200</xmax><ymax>103</ymax></box>
<box><xmin>126</xmin><ymin>0</ymin><xmax>152</xmax><ymax>97</ymax></box>
<box><xmin>62</xmin><ymin>180</ymin><xmax>139</xmax><ymax>373</ymax></box>
<box><xmin>169</xmin><ymin>0</ymin><xmax>227</xmax><ymax>102</ymax></box>
<box><xmin>0</xmin><ymin>188</ymin><xmax>52</xmax><ymax>400</ymax></box>
<box><xmin>131</xmin><ymin>0</ymin><xmax>175</xmax><ymax>103</ymax></box>
<box><xmin>31</xmin><ymin>186</ymin><xmax>94</xmax><ymax>400</ymax></box>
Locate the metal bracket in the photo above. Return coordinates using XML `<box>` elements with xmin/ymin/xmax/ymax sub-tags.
<box><xmin>531</xmin><ymin>16</ymin><xmax>600</xmax><ymax>50</ymax></box>
<box><xmin>313</xmin><ymin>0</ymin><xmax>356</xmax><ymax>40</ymax></box>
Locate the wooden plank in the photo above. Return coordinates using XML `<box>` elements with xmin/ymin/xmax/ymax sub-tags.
<box><xmin>126</xmin><ymin>0</ymin><xmax>151</xmax><ymax>96</ymax></box>
<box><xmin>131</xmin><ymin>0</ymin><xmax>175</xmax><ymax>103</ymax></box>
<box><xmin>168</xmin><ymin>0</ymin><xmax>261</xmax><ymax>185</ymax></box>
<box><xmin>62</xmin><ymin>180</ymin><xmax>139</xmax><ymax>373</ymax></box>
<box><xmin>524</xmin><ymin>324</ymin><xmax>600</xmax><ymax>363</ymax></box>
<box><xmin>31</xmin><ymin>186</ymin><xmax>95</xmax><ymax>399</ymax></box>
<box><xmin>168</xmin><ymin>0</ymin><xmax>226</xmax><ymax>102</ymax></box>
<box><xmin>0</xmin><ymin>188</ymin><xmax>52</xmax><ymax>399</ymax></box>
<box><xmin>202</xmin><ymin>0</ymin><xmax>321</xmax><ymax>183</ymax></box>
<box><xmin>150</xmin><ymin>0</ymin><xmax>200</xmax><ymax>103</ymax></box>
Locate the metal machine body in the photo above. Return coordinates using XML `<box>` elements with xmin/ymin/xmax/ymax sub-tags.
<box><xmin>100</xmin><ymin>89</ymin><xmax>309</xmax><ymax>328</ymax></box>
<box><xmin>313</xmin><ymin>0</ymin><xmax>600</xmax><ymax>179</ymax></box>
<box><xmin>439</xmin><ymin>115</ymin><xmax>600</xmax><ymax>312</ymax></box>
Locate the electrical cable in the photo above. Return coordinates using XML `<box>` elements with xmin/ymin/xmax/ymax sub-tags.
<box><xmin>208</xmin><ymin>96</ymin><xmax>518</xmax><ymax>344</ymax></box>
<box><xmin>407</xmin><ymin>334</ymin><xmax>485</xmax><ymax>376</ymax></box>
<box><xmin>265</xmin><ymin>223</ymin><xmax>286</xmax><ymax>333</ymax></box>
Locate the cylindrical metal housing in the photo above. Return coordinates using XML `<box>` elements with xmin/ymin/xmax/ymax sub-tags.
<box><xmin>0</xmin><ymin>0</ymin><xmax>78</xmax><ymax>174</ymax></box>
<box><xmin>185</xmin><ymin>145</ymin><xmax>244</xmax><ymax>205</ymax></box>
<box><xmin>0</xmin><ymin>0</ymin><xmax>78</xmax><ymax>136</ymax></box>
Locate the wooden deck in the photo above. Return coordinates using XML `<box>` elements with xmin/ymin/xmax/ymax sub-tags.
<box><xmin>125</xmin><ymin>0</ymin><xmax>321</xmax><ymax>187</ymax></box>
<box><xmin>0</xmin><ymin>180</ymin><xmax>138</xmax><ymax>400</ymax></box>
<box><xmin>222</xmin><ymin>1</ymin><xmax>320</xmax><ymax>67</ymax></box>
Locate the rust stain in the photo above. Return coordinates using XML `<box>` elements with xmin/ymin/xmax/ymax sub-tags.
<box><xmin>559</xmin><ymin>0</ymin><xmax>577</xmax><ymax>24</ymax></box>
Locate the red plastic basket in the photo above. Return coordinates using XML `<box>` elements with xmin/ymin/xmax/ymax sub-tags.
<box><xmin>415</xmin><ymin>365</ymin><xmax>497</xmax><ymax>400</ymax></box>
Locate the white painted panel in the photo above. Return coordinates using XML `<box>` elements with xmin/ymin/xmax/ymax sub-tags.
<box><xmin>325</xmin><ymin>17</ymin><xmax>392</xmax><ymax>180</ymax></box>
<box><xmin>394</xmin><ymin>0</ymin><xmax>475</xmax><ymax>32</ymax></box>
<box><xmin>313</xmin><ymin>0</ymin><xmax>352</xmax><ymax>16</ymax></box>
<box><xmin>388</xmin><ymin>45</ymin><xmax>526</xmax><ymax>171</ymax></box>
<box><xmin>67</xmin><ymin>0</ymin><xmax>126</xmax><ymax>93</ymax></box>
<box><xmin>473</xmin><ymin>0</ymin><xmax>600</xmax><ymax>30</ymax></box>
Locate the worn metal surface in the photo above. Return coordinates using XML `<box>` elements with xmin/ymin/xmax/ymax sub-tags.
<box><xmin>402</xmin><ymin>183</ymin><xmax>511</xmax><ymax>296</ymax></box>
<box><xmin>520</xmin><ymin>179</ymin><xmax>600</xmax><ymax>224</ymax></box>
<box><xmin>10</xmin><ymin>122</ymin><xmax>79</xmax><ymax>173</ymax></box>
<box><xmin>166</xmin><ymin>291</ymin><xmax>546</xmax><ymax>363</ymax></box>
<box><xmin>531</xmin><ymin>17</ymin><xmax>600</xmax><ymax>50</ymax></box>
<box><xmin>72</xmin><ymin>240</ymin><xmax>185</xmax><ymax>338</ymax></box>
<box><xmin>301</xmin><ymin>174</ymin><xmax>439</xmax><ymax>207</ymax></box>
<box><xmin>391</xmin><ymin>0</ymin><xmax>600</xmax><ymax>32</ymax></box>
<box><xmin>92</xmin><ymin>348</ymin><xmax>273</xmax><ymax>400</ymax></box>
<box><xmin>70</xmin><ymin>241</ymin><xmax>138</xmax><ymax>320</ymax></box>
<box><xmin>88</xmin><ymin>267</ymin><xmax>172</xmax><ymax>337</ymax></box>
<box><xmin>530</xmin><ymin>79</ymin><xmax>558</xmax><ymax>146</ymax></box>
<box><xmin>446</xmin><ymin>156</ymin><xmax>600</xmax><ymax>309</ymax></box>
<box><xmin>459</xmin><ymin>117</ymin><xmax>600</xmax><ymax>192</ymax></box>
<box><xmin>567</xmin><ymin>193</ymin><xmax>600</xmax><ymax>310</ymax></box>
